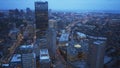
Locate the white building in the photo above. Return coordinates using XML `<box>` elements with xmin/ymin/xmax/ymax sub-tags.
<box><xmin>39</xmin><ymin>49</ymin><xmax>51</xmax><ymax>68</ymax></box>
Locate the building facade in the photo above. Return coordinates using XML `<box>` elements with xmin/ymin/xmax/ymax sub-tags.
<box><xmin>47</xmin><ymin>20</ymin><xmax>57</xmax><ymax>59</ymax></box>
<box><xmin>88</xmin><ymin>40</ymin><xmax>106</xmax><ymax>68</ymax></box>
<box><xmin>20</xmin><ymin>45</ymin><xmax>36</xmax><ymax>68</ymax></box>
<box><xmin>35</xmin><ymin>1</ymin><xmax>48</xmax><ymax>38</ymax></box>
<box><xmin>39</xmin><ymin>49</ymin><xmax>51</xmax><ymax>68</ymax></box>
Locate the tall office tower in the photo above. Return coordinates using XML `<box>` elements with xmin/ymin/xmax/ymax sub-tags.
<box><xmin>47</xmin><ymin>20</ymin><xmax>57</xmax><ymax>59</ymax></box>
<box><xmin>20</xmin><ymin>45</ymin><xmax>36</xmax><ymax>68</ymax></box>
<box><xmin>35</xmin><ymin>1</ymin><xmax>48</xmax><ymax>38</ymax></box>
<box><xmin>88</xmin><ymin>40</ymin><xmax>106</xmax><ymax>68</ymax></box>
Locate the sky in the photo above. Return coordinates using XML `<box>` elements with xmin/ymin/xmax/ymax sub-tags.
<box><xmin>0</xmin><ymin>0</ymin><xmax>120</xmax><ymax>11</ymax></box>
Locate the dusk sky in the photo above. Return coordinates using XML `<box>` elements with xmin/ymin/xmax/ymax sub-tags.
<box><xmin>0</xmin><ymin>0</ymin><xmax>120</xmax><ymax>11</ymax></box>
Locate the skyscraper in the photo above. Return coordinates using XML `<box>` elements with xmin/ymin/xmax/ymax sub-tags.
<box><xmin>35</xmin><ymin>1</ymin><xmax>48</xmax><ymax>38</ymax></box>
<box><xmin>88</xmin><ymin>40</ymin><xmax>106</xmax><ymax>68</ymax></box>
<box><xmin>47</xmin><ymin>20</ymin><xmax>57</xmax><ymax>59</ymax></box>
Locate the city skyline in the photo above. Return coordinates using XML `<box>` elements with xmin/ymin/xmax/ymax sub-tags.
<box><xmin>0</xmin><ymin>0</ymin><xmax>120</xmax><ymax>68</ymax></box>
<box><xmin>0</xmin><ymin>0</ymin><xmax>120</xmax><ymax>11</ymax></box>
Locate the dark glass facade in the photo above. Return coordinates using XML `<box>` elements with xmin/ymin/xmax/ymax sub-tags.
<box><xmin>35</xmin><ymin>1</ymin><xmax>48</xmax><ymax>38</ymax></box>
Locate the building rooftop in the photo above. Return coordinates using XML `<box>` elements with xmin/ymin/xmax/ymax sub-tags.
<box><xmin>74</xmin><ymin>44</ymin><xmax>82</xmax><ymax>48</ymax></box>
<box><xmin>35</xmin><ymin>1</ymin><xmax>48</xmax><ymax>4</ymax></box>
<box><xmin>20</xmin><ymin>44</ymin><xmax>34</xmax><ymax>49</ymax></box>
<box><xmin>76</xmin><ymin>32</ymin><xmax>86</xmax><ymax>38</ymax></box>
<box><xmin>87</xmin><ymin>35</ymin><xmax>107</xmax><ymax>40</ymax></box>
<box><xmin>40</xmin><ymin>49</ymin><xmax>50</xmax><ymax>62</ymax></box>
<box><xmin>59</xmin><ymin>33</ymin><xmax>69</xmax><ymax>42</ymax></box>
<box><xmin>9</xmin><ymin>28</ymin><xmax>19</xmax><ymax>34</ymax></box>
<box><xmin>40</xmin><ymin>49</ymin><xmax>50</xmax><ymax>59</ymax></box>
<box><xmin>93</xmin><ymin>40</ymin><xmax>105</xmax><ymax>45</ymax></box>
<box><xmin>10</xmin><ymin>54</ymin><xmax>21</xmax><ymax>62</ymax></box>
<box><xmin>104</xmin><ymin>56</ymin><xmax>112</xmax><ymax>64</ymax></box>
<box><xmin>2</xmin><ymin>64</ymin><xmax>9</xmax><ymax>67</ymax></box>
